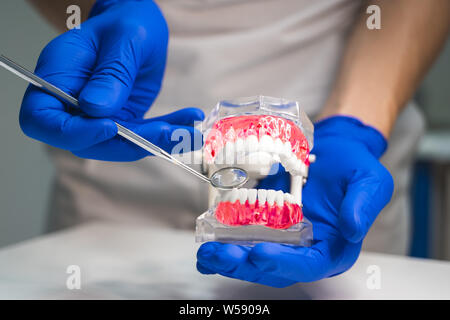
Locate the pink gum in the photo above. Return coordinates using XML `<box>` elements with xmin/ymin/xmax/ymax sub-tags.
<box><xmin>215</xmin><ymin>200</ymin><xmax>303</xmax><ymax>230</ymax></box>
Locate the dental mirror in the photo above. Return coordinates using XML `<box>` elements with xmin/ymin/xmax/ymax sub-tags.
<box><xmin>210</xmin><ymin>167</ymin><xmax>249</xmax><ymax>189</ymax></box>
<box><xmin>0</xmin><ymin>54</ymin><xmax>248</xmax><ymax>190</ymax></box>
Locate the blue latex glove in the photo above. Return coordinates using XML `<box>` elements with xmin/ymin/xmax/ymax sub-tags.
<box><xmin>197</xmin><ymin>116</ymin><xmax>394</xmax><ymax>287</ymax></box>
<box><xmin>20</xmin><ymin>0</ymin><xmax>204</xmax><ymax>161</ymax></box>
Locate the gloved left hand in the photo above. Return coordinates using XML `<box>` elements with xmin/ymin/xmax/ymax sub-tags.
<box><xmin>196</xmin><ymin>115</ymin><xmax>394</xmax><ymax>287</ymax></box>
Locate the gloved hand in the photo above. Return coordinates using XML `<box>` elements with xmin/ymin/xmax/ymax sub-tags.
<box><xmin>20</xmin><ymin>0</ymin><xmax>204</xmax><ymax>161</ymax></box>
<box><xmin>196</xmin><ymin>116</ymin><xmax>394</xmax><ymax>287</ymax></box>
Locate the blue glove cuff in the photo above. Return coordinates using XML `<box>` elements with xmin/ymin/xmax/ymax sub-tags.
<box><xmin>314</xmin><ymin>115</ymin><xmax>388</xmax><ymax>158</ymax></box>
<box><xmin>90</xmin><ymin>0</ymin><xmax>150</xmax><ymax>18</ymax></box>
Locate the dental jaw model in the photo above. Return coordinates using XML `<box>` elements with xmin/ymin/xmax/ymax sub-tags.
<box><xmin>195</xmin><ymin>96</ymin><xmax>314</xmax><ymax>246</ymax></box>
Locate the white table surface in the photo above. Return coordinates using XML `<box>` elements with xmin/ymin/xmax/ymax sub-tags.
<box><xmin>0</xmin><ymin>221</ymin><xmax>449</xmax><ymax>299</ymax></box>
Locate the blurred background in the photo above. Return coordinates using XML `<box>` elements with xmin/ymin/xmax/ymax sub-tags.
<box><xmin>0</xmin><ymin>0</ymin><xmax>449</xmax><ymax>259</ymax></box>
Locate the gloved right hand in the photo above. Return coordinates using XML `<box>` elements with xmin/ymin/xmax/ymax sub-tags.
<box><xmin>197</xmin><ymin>116</ymin><xmax>394</xmax><ymax>287</ymax></box>
<box><xmin>20</xmin><ymin>0</ymin><xmax>204</xmax><ymax>161</ymax></box>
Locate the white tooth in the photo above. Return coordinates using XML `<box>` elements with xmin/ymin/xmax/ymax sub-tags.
<box><xmin>246</xmin><ymin>135</ymin><xmax>259</xmax><ymax>153</ymax></box>
<box><xmin>235</xmin><ymin>138</ymin><xmax>245</xmax><ymax>164</ymax></box>
<box><xmin>259</xmin><ymin>166</ymin><xmax>272</xmax><ymax>176</ymax></box>
<box><xmin>247</xmin><ymin>151</ymin><xmax>271</xmax><ymax>166</ymax></box>
<box><xmin>266</xmin><ymin>190</ymin><xmax>276</xmax><ymax>206</ymax></box>
<box><xmin>238</xmin><ymin>188</ymin><xmax>248</xmax><ymax>204</ymax></box>
<box><xmin>257</xmin><ymin>189</ymin><xmax>267</xmax><ymax>205</ymax></box>
<box><xmin>258</xmin><ymin>152</ymin><xmax>273</xmax><ymax>166</ymax></box>
<box><xmin>230</xmin><ymin>188</ymin><xmax>239</xmax><ymax>203</ymax></box>
<box><xmin>215</xmin><ymin>147</ymin><xmax>225</xmax><ymax>164</ymax></box>
<box><xmin>279</xmin><ymin>153</ymin><xmax>290</xmax><ymax>164</ymax></box>
<box><xmin>283</xmin><ymin>141</ymin><xmax>292</xmax><ymax>155</ymax></box>
<box><xmin>281</xmin><ymin>156</ymin><xmax>291</xmax><ymax>171</ymax></box>
<box><xmin>224</xmin><ymin>141</ymin><xmax>235</xmax><ymax>164</ymax></box>
<box><xmin>260</xmin><ymin>135</ymin><xmax>274</xmax><ymax>153</ymax></box>
<box><xmin>275</xmin><ymin>191</ymin><xmax>284</xmax><ymax>206</ymax></box>
<box><xmin>235</xmin><ymin>138</ymin><xmax>244</xmax><ymax>152</ymax></box>
<box><xmin>248</xmin><ymin>189</ymin><xmax>257</xmax><ymax>204</ymax></box>
<box><xmin>279</xmin><ymin>141</ymin><xmax>292</xmax><ymax>163</ymax></box>
<box><xmin>248</xmin><ymin>152</ymin><xmax>259</xmax><ymax>166</ymax></box>
<box><xmin>244</xmin><ymin>137</ymin><xmax>251</xmax><ymax>153</ymax></box>
<box><xmin>292</xmin><ymin>159</ymin><xmax>301</xmax><ymax>175</ymax></box>
<box><xmin>274</xmin><ymin>138</ymin><xmax>284</xmax><ymax>154</ymax></box>
<box><xmin>289</xmin><ymin>159</ymin><xmax>306</xmax><ymax>176</ymax></box>
<box><xmin>285</xmin><ymin>155</ymin><xmax>298</xmax><ymax>172</ymax></box>
<box><xmin>272</xmin><ymin>154</ymin><xmax>280</xmax><ymax>163</ymax></box>
<box><xmin>284</xmin><ymin>193</ymin><xmax>294</xmax><ymax>204</ymax></box>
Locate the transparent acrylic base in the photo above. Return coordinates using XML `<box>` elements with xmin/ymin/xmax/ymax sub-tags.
<box><xmin>195</xmin><ymin>209</ymin><xmax>313</xmax><ymax>246</ymax></box>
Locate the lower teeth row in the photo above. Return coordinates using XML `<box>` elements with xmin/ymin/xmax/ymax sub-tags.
<box><xmin>220</xmin><ymin>188</ymin><xmax>298</xmax><ymax>206</ymax></box>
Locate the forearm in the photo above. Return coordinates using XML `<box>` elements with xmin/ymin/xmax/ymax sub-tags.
<box><xmin>319</xmin><ymin>0</ymin><xmax>450</xmax><ymax>137</ymax></box>
<box><xmin>27</xmin><ymin>0</ymin><xmax>95</xmax><ymax>32</ymax></box>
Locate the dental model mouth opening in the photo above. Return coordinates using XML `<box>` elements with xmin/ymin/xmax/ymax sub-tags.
<box><xmin>196</xmin><ymin>96</ymin><xmax>314</xmax><ymax>246</ymax></box>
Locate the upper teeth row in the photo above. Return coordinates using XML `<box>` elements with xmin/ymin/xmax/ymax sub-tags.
<box><xmin>220</xmin><ymin>188</ymin><xmax>299</xmax><ymax>206</ymax></box>
<box><xmin>210</xmin><ymin>135</ymin><xmax>307</xmax><ymax>175</ymax></box>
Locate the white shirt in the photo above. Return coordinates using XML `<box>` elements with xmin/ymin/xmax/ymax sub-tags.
<box><xmin>48</xmin><ymin>0</ymin><xmax>423</xmax><ymax>254</ymax></box>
